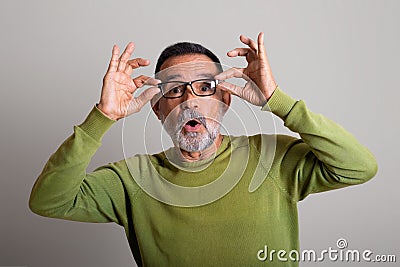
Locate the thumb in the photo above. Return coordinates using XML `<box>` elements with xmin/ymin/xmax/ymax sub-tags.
<box><xmin>217</xmin><ymin>81</ymin><xmax>243</xmax><ymax>97</ymax></box>
<box><xmin>135</xmin><ymin>86</ymin><xmax>160</xmax><ymax>111</ymax></box>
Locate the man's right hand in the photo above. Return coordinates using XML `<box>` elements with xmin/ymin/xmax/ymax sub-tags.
<box><xmin>97</xmin><ymin>42</ymin><xmax>160</xmax><ymax>121</ymax></box>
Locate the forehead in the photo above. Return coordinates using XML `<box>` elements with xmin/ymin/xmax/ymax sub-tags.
<box><xmin>157</xmin><ymin>54</ymin><xmax>219</xmax><ymax>81</ymax></box>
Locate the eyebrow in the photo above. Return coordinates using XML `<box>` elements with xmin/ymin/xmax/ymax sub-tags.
<box><xmin>164</xmin><ymin>74</ymin><xmax>181</xmax><ymax>81</ymax></box>
<box><xmin>163</xmin><ymin>73</ymin><xmax>215</xmax><ymax>82</ymax></box>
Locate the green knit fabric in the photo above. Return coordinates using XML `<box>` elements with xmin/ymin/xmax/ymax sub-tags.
<box><xmin>29</xmin><ymin>88</ymin><xmax>378</xmax><ymax>267</ymax></box>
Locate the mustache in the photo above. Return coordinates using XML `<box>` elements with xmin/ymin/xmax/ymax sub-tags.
<box><xmin>176</xmin><ymin>109</ymin><xmax>207</xmax><ymax>132</ymax></box>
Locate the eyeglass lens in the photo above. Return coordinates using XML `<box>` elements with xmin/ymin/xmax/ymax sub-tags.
<box><xmin>161</xmin><ymin>80</ymin><xmax>217</xmax><ymax>98</ymax></box>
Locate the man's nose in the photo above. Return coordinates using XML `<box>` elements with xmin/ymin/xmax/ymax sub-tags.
<box><xmin>181</xmin><ymin>85</ymin><xmax>199</xmax><ymax>109</ymax></box>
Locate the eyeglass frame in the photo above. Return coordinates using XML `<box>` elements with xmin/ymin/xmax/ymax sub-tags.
<box><xmin>157</xmin><ymin>78</ymin><xmax>220</xmax><ymax>99</ymax></box>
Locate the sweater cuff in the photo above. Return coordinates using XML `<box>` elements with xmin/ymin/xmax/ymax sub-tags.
<box><xmin>261</xmin><ymin>87</ymin><xmax>297</xmax><ymax>120</ymax></box>
<box><xmin>78</xmin><ymin>105</ymin><xmax>116</xmax><ymax>141</ymax></box>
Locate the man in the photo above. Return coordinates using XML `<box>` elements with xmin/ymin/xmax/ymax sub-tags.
<box><xmin>29</xmin><ymin>33</ymin><xmax>377</xmax><ymax>266</ymax></box>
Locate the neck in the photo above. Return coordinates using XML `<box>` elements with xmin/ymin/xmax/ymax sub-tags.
<box><xmin>178</xmin><ymin>134</ymin><xmax>224</xmax><ymax>162</ymax></box>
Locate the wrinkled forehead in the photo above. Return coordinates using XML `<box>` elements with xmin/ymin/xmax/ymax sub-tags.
<box><xmin>156</xmin><ymin>60</ymin><xmax>220</xmax><ymax>82</ymax></box>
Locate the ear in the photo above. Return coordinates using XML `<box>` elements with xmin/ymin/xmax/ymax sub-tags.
<box><xmin>151</xmin><ymin>96</ymin><xmax>162</xmax><ymax>120</ymax></box>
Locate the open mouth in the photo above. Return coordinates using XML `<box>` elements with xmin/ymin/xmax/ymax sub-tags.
<box><xmin>183</xmin><ymin>119</ymin><xmax>202</xmax><ymax>132</ymax></box>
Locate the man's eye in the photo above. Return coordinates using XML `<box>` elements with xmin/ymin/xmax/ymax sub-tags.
<box><xmin>200</xmin><ymin>83</ymin><xmax>212</xmax><ymax>91</ymax></box>
<box><xmin>171</xmin><ymin>87</ymin><xmax>182</xmax><ymax>94</ymax></box>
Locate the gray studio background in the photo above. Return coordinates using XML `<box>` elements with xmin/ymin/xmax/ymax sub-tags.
<box><xmin>1</xmin><ymin>0</ymin><xmax>399</xmax><ymax>266</ymax></box>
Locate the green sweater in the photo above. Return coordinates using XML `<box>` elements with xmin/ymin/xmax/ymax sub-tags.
<box><xmin>29</xmin><ymin>88</ymin><xmax>377</xmax><ymax>267</ymax></box>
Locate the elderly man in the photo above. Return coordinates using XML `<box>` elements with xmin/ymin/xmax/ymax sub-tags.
<box><xmin>29</xmin><ymin>33</ymin><xmax>377</xmax><ymax>266</ymax></box>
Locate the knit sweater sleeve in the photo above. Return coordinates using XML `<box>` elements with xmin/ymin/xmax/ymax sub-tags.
<box><xmin>29</xmin><ymin>106</ymin><xmax>131</xmax><ymax>225</ymax></box>
<box><xmin>262</xmin><ymin>87</ymin><xmax>378</xmax><ymax>202</ymax></box>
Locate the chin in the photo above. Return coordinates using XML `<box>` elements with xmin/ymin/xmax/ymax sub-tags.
<box><xmin>177</xmin><ymin>132</ymin><xmax>216</xmax><ymax>152</ymax></box>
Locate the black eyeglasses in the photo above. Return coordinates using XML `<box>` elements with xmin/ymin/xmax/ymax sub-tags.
<box><xmin>158</xmin><ymin>79</ymin><xmax>219</xmax><ymax>99</ymax></box>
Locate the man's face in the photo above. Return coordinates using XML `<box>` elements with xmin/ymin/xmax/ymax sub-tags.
<box><xmin>152</xmin><ymin>54</ymin><xmax>231</xmax><ymax>152</ymax></box>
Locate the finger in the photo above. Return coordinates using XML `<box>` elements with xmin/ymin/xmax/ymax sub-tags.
<box><xmin>214</xmin><ymin>67</ymin><xmax>245</xmax><ymax>80</ymax></box>
<box><xmin>125</xmin><ymin>58</ymin><xmax>150</xmax><ymax>76</ymax></box>
<box><xmin>227</xmin><ymin>48</ymin><xmax>253</xmax><ymax>58</ymax></box>
<box><xmin>131</xmin><ymin>75</ymin><xmax>161</xmax><ymax>91</ymax></box>
<box><xmin>127</xmin><ymin>58</ymin><xmax>150</xmax><ymax>69</ymax></box>
<box><xmin>217</xmin><ymin>81</ymin><xmax>243</xmax><ymax>97</ymax></box>
<box><xmin>257</xmin><ymin>32</ymin><xmax>266</xmax><ymax>58</ymax></box>
<box><xmin>257</xmin><ymin>32</ymin><xmax>273</xmax><ymax>71</ymax></box>
<box><xmin>117</xmin><ymin>42</ymin><xmax>135</xmax><ymax>72</ymax></box>
<box><xmin>144</xmin><ymin>77</ymin><xmax>162</xmax><ymax>86</ymax></box>
<box><xmin>124</xmin><ymin>58</ymin><xmax>150</xmax><ymax>76</ymax></box>
<box><xmin>135</xmin><ymin>86</ymin><xmax>160</xmax><ymax>110</ymax></box>
<box><xmin>107</xmin><ymin>45</ymin><xmax>120</xmax><ymax>73</ymax></box>
<box><xmin>132</xmin><ymin>75</ymin><xmax>151</xmax><ymax>89</ymax></box>
<box><xmin>240</xmin><ymin>35</ymin><xmax>258</xmax><ymax>52</ymax></box>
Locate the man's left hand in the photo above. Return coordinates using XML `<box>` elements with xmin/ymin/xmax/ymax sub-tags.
<box><xmin>215</xmin><ymin>32</ymin><xmax>277</xmax><ymax>107</ymax></box>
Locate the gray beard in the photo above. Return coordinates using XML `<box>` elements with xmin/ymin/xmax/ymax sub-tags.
<box><xmin>172</xmin><ymin>109</ymin><xmax>220</xmax><ymax>152</ymax></box>
<box><xmin>176</xmin><ymin>124</ymin><xmax>219</xmax><ymax>152</ymax></box>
